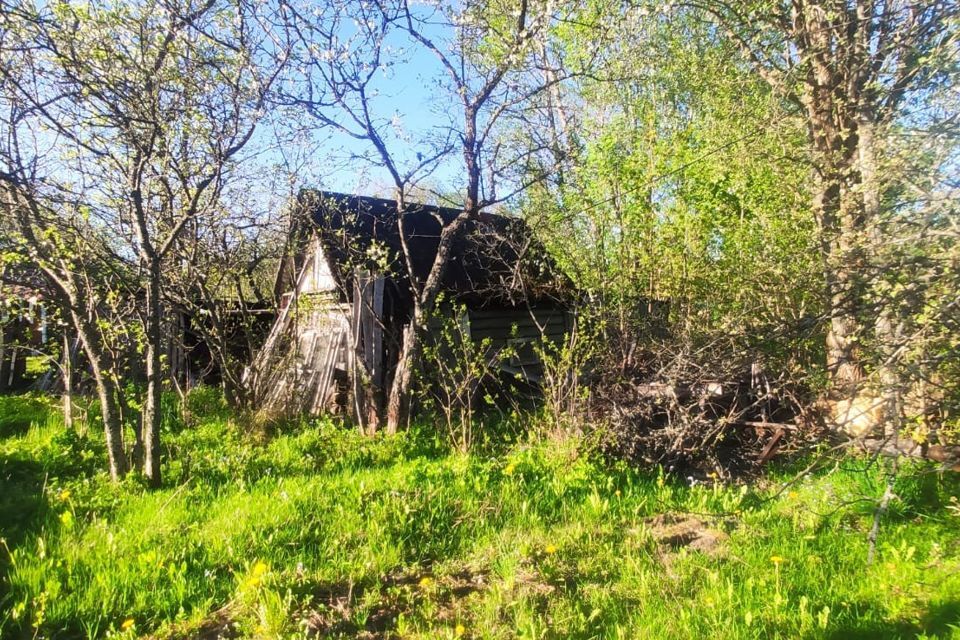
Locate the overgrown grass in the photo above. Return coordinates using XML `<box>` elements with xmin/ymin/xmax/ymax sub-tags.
<box><xmin>1</xmin><ymin>391</ymin><xmax>958</xmax><ymax>639</ymax></box>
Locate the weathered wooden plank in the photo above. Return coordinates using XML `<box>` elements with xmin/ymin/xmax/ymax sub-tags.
<box><xmin>467</xmin><ymin>307</ymin><xmax>567</xmax><ymax>320</ymax></box>
<box><xmin>469</xmin><ymin>325</ymin><xmax>567</xmax><ymax>338</ymax></box>
<box><xmin>352</xmin><ymin>272</ymin><xmax>385</xmax><ymax>389</ymax></box>
<box><xmin>468</xmin><ymin>310</ymin><xmax>567</xmax><ymax>323</ymax></box>
<box><xmin>360</xmin><ymin>274</ymin><xmax>375</xmax><ymax>372</ymax></box>
<box><xmin>309</xmin><ymin>327</ymin><xmax>338</xmax><ymax>413</ymax></box>
<box><xmin>758</xmin><ymin>428</ymin><xmax>786</xmax><ymax>465</ymax></box>
<box><xmin>499</xmin><ymin>362</ymin><xmax>544</xmax><ymax>383</ymax></box>
<box><xmin>468</xmin><ymin>311</ymin><xmax>566</xmax><ymax>323</ymax></box>
<box><xmin>371</xmin><ymin>276</ymin><xmax>384</xmax><ymax>388</ymax></box>
<box><xmin>350</xmin><ymin>278</ymin><xmax>365</xmax><ymax>431</ymax></box>
<box><xmin>245</xmin><ymin>291</ymin><xmax>294</xmax><ymax>393</ymax></box>
<box><xmin>470</xmin><ymin>321</ymin><xmax>566</xmax><ymax>334</ymax></box>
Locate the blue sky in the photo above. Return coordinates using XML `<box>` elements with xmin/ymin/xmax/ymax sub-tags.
<box><xmin>293</xmin><ymin>12</ymin><xmax>467</xmax><ymax>202</ymax></box>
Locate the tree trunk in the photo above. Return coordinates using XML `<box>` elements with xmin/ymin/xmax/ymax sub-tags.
<box><xmin>222</xmin><ymin>364</ymin><xmax>247</xmax><ymax>410</ymax></box>
<box><xmin>97</xmin><ymin>372</ymin><xmax>128</xmax><ymax>481</ymax></box>
<box><xmin>823</xmin><ymin>184</ymin><xmax>864</xmax><ymax>390</ymax></box>
<box><xmin>859</xmin><ymin>110</ymin><xmax>902</xmax><ymax>436</ymax></box>
<box><xmin>70</xmin><ymin>310</ymin><xmax>127</xmax><ymax>481</ymax></box>
<box><xmin>142</xmin><ymin>265</ymin><xmax>163</xmax><ymax>487</ymax></box>
<box><xmin>803</xmin><ymin>86</ymin><xmax>864</xmax><ymax>389</ymax></box>
<box><xmin>384</xmin><ymin>208</ymin><xmax>479</xmax><ymax>434</ymax></box>
<box><xmin>385</xmin><ymin>106</ymin><xmax>482</xmax><ymax>435</ymax></box>
<box><xmin>386</xmin><ymin>319</ymin><xmax>419</xmax><ymax>434</ymax></box>
<box><xmin>62</xmin><ymin>330</ymin><xmax>74</xmax><ymax>431</ymax></box>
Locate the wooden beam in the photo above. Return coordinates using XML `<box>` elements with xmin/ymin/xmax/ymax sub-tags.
<box><xmin>370</xmin><ymin>276</ymin><xmax>384</xmax><ymax>389</ymax></box>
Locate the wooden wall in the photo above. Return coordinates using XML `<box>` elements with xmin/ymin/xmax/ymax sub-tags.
<box><xmin>466</xmin><ymin>306</ymin><xmax>571</xmax><ymax>382</ymax></box>
<box><xmin>249</xmin><ymin>233</ymin><xmax>577</xmax><ymax>419</ymax></box>
<box><xmin>246</xmin><ymin>239</ymin><xmax>350</xmax><ymax>416</ymax></box>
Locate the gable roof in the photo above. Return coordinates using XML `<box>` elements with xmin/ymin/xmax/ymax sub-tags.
<box><xmin>279</xmin><ymin>190</ymin><xmax>570</xmax><ymax>307</ymax></box>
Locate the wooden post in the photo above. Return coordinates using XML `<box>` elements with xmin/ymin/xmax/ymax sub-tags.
<box><xmin>351</xmin><ymin>276</ymin><xmax>366</xmax><ymax>433</ymax></box>
<box><xmin>351</xmin><ymin>272</ymin><xmax>386</xmax><ymax>433</ymax></box>
<box><xmin>372</xmin><ymin>277</ymin><xmax>384</xmax><ymax>385</ymax></box>
<box><xmin>361</xmin><ymin>274</ymin><xmax>375</xmax><ymax>378</ymax></box>
<box><xmin>362</xmin><ymin>276</ymin><xmax>385</xmax><ymax>388</ymax></box>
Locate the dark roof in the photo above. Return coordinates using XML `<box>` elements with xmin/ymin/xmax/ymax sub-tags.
<box><xmin>290</xmin><ymin>190</ymin><xmax>569</xmax><ymax>307</ymax></box>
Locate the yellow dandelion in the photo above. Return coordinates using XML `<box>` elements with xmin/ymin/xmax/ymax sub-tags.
<box><xmin>121</xmin><ymin>618</ymin><xmax>135</xmax><ymax>630</ymax></box>
<box><xmin>244</xmin><ymin>561</ymin><xmax>269</xmax><ymax>589</ymax></box>
<box><xmin>614</xmin><ymin>489</ymin><xmax>621</xmax><ymax>497</ymax></box>
<box><xmin>504</xmin><ymin>463</ymin><xmax>516</xmax><ymax>476</ymax></box>
<box><xmin>544</xmin><ymin>543</ymin><xmax>558</xmax><ymax>555</ymax></box>
<box><xmin>418</xmin><ymin>576</ymin><xmax>434</xmax><ymax>588</ymax></box>
<box><xmin>455</xmin><ymin>622</ymin><xmax>466</xmax><ymax>636</ymax></box>
<box><xmin>59</xmin><ymin>489</ymin><xmax>71</xmax><ymax>501</ymax></box>
<box><xmin>770</xmin><ymin>555</ymin><xmax>785</xmax><ymax>565</ymax></box>
<box><xmin>788</xmin><ymin>491</ymin><xmax>799</xmax><ymax>499</ymax></box>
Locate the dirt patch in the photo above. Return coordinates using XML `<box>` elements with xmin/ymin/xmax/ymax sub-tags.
<box><xmin>513</xmin><ymin>566</ymin><xmax>558</xmax><ymax>597</ymax></box>
<box><xmin>300</xmin><ymin>575</ymin><xmax>407</xmax><ymax>639</ymax></box>
<box><xmin>150</xmin><ymin>605</ymin><xmax>240</xmax><ymax>640</ymax></box>
<box><xmin>645</xmin><ymin>513</ymin><xmax>733</xmax><ymax>557</ymax></box>
<box><xmin>154</xmin><ymin>567</ymin><xmax>488</xmax><ymax>640</ymax></box>
<box><xmin>302</xmin><ymin>566</ymin><xmax>488</xmax><ymax>639</ymax></box>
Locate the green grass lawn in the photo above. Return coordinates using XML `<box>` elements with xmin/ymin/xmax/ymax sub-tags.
<box><xmin>1</xmin><ymin>391</ymin><xmax>958</xmax><ymax>639</ymax></box>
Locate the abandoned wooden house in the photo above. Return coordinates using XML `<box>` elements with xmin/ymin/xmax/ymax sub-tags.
<box><xmin>246</xmin><ymin>190</ymin><xmax>574</xmax><ymax>419</ymax></box>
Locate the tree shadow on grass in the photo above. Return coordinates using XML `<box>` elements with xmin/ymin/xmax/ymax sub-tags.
<box><xmin>0</xmin><ymin>417</ymin><xmax>34</xmax><ymax>440</ymax></box>
<box><xmin>0</xmin><ymin>453</ymin><xmax>51</xmax><ymax>548</ymax></box>
<box><xmin>824</xmin><ymin>600</ymin><xmax>960</xmax><ymax>639</ymax></box>
<box><xmin>922</xmin><ymin>600</ymin><xmax>960</xmax><ymax>638</ymax></box>
<box><xmin>0</xmin><ymin>395</ymin><xmax>54</xmax><ymax>440</ymax></box>
<box><xmin>0</xmin><ymin>452</ymin><xmax>52</xmax><ymax>633</ymax></box>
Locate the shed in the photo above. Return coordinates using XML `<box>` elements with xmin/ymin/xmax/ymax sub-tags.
<box><xmin>246</xmin><ymin>190</ymin><xmax>574</xmax><ymax>418</ymax></box>
<box><xmin>0</xmin><ymin>278</ymin><xmax>51</xmax><ymax>392</ymax></box>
